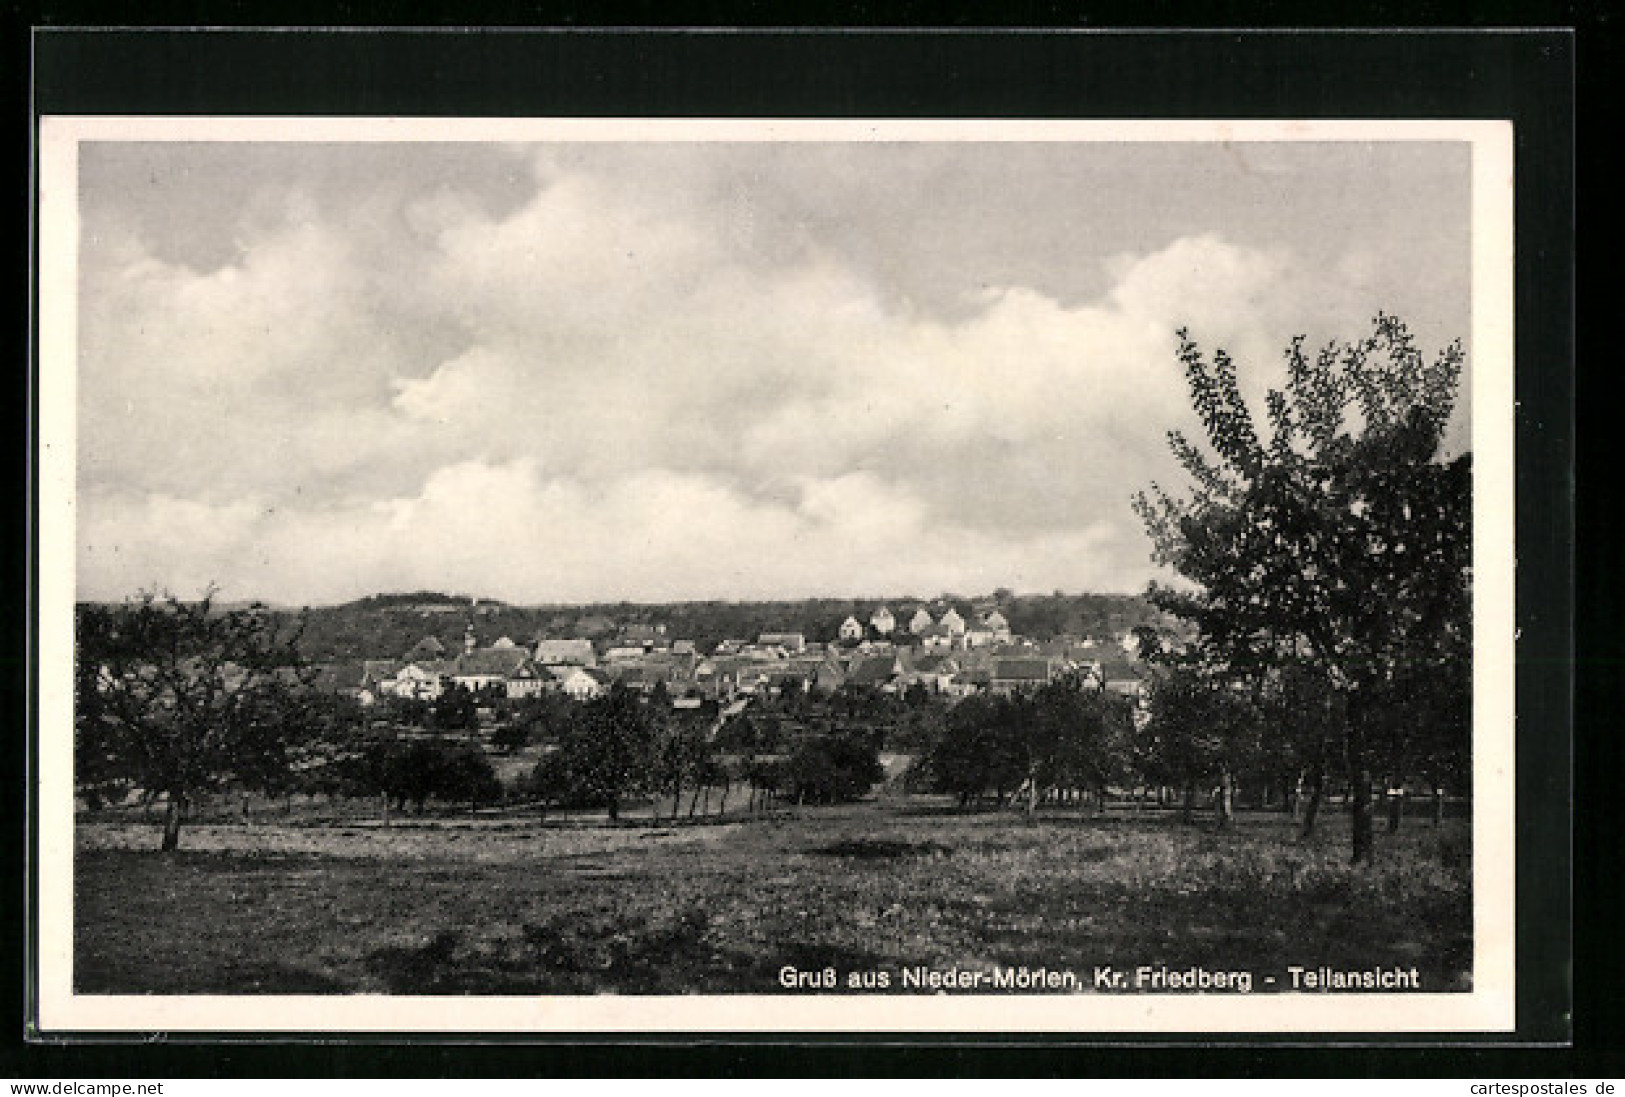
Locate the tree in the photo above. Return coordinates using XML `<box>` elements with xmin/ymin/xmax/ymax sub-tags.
<box><xmin>1138</xmin><ymin>665</ymin><xmax>1261</xmax><ymax>827</ymax></box>
<box><xmin>430</xmin><ymin>683</ymin><xmax>478</xmax><ymax>731</ymax></box>
<box><xmin>1135</xmin><ymin>315</ymin><xmax>1470</xmax><ymax>862</ymax></box>
<box><xmin>551</xmin><ymin>684</ymin><xmax>657</xmax><ymax>822</ymax></box>
<box><xmin>783</xmin><ymin>730</ymin><xmax>883</xmax><ymax>805</ymax></box>
<box><xmin>74</xmin><ymin>591</ymin><xmax>315</xmax><ymax>850</ymax></box>
<box><xmin>922</xmin><ymin>693</ymin><xmax>1025</xmax><ymax>808</ymax></box>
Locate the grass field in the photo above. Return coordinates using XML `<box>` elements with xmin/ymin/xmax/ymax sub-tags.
<box><xmin>74</xmin><ymin>797</ymin><xmax>1471</xmax><ymax>995</ymax></box>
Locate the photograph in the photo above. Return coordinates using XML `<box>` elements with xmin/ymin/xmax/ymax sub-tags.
<box><xmin>34</xmin><ymin>115</ymin><xmax>1515</xmax><ymax>1034</ymax></box>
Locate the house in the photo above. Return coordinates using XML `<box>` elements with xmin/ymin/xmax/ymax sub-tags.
<box><xmin>909</xmin><ymin>608</ymin><xmax>935</xmax><ymax>634</ymax></box>
<box><xmin>939</xmin><ymin>608</ymin><xmax>967</xmax><ymax>635</ymax></box>
<box><xmin>449</xmin><ymin>646</ymin><xmax>531</xmax><ymax>691</ymax></box>
<box><xmin>1086</xmin><ymin>658</ymin><xmax>1147</xmax><ymax>700</ymax></box>
<box><xmin>383</xmin><ymin>661</ymin><xmax>447</xmax><ymax>700</ymax></box>
<box><xmin>814</xmin><ymin>656</ymin><xmax>848</xmax><ymax>694</ymax></box>
<box><xmin>757</xmin><ymin>632</ymin><xmax>807</xmax><ymax>653</ymax></box>
<box><xmin>551</xmin><ymin>665</ymin><xmax>606</xmax><ymax>702</ymax></box>
<box><xmin>847</xmin><ymin>654</ymin><xmax>903</xmax><ymax>690</ymax></box>
<box><xmin>947</xmin><ymin>667</ymin><xmax>991</xmax><ymax>697</ymax></box>
<box><xmin>898</xmin><ymin>652</ymin><xmax>959</xmax><ymax>693</ymax></box>
<box><xmin>404</xmin><ymin>635</ymin><xmax>447</xmax><ymax>663</ymax></box>
<box><xmin>609</xmin><ymin>662</ymin><xmax>678</xmax><ymax>693</ymax></box>
<box><xmin>534</xmin><ymin>638</ymin><xmax>597</xmax><ymax>668</ymax></box>
<box><xmin>603</xmin><ymin>645</ymin><xmax>649</xmax><ymax>662</ymax></box>
<box><xmin>981</xmin><ymin>610</ymin><xmax>1012</xmax><ymax>644</ymax></box>
<box><xmin>920</xmin><ymin>622</ymin><xmax>957</xmax><ymax>651</ymax></box>
<box><xmin>671</xmin><ymin>640</ymin><xmax>697</xmax><ymax>656</ymax></box>
<box><xmin>838</xmin><ymin>616</ymin><xmax>864</xmax><ymax>642</ymax></box>
<box><xmin>990</xmin><ymin>657</ymin><xmax>1054</xmax><ymax>695</ymax></box>
<box><xmin>573</xmin><ymin>614</ymin><xmax>617</xmax><ymax>639</ymax></box>
<box><xmin>361</xmin><ymin>659</ymin><xmax>401</xmax><ymax>692</ymax></box>
<box><xmin>869</xmin><ymin>606</ymin><xmax>896</xmax><ymax>636</ymax></box>
<box><xmin>505</xmin><ymin>658</ymin><xmax>551</xmax><ymax>699</ymax></box>
<box><xmin>620</xmin><ymin>623</ymin><xmax>666</xmax><ymax>645</ymax></box>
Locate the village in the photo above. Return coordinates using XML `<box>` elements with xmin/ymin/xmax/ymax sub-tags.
<box><xmin>334</xmin><ymin>602</ymin><xmax>1150</xmax><ymax>717</ymax></box>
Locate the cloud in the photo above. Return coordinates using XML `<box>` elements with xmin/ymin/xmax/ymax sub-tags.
<box><xmin>74</xmin><ymin>143</ymin><xmax>1473</xmax><ymax>604</ymax></box>
<box><xmin>79</xmin><ymin>462</ymin><xmax>1135</xmax><ymax>605</ymax></box>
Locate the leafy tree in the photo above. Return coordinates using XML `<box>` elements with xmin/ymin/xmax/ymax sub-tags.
<box><xmin>433</xmin><ymin>744</ymin><xmax>503</xmax><ymax>812</ymax></box>
<box><xmin>551</xmin><ymin>684</ymin><xmax>657</xmax><ymax>821</ymax></box>
<box><xmin>922</xmin><ymin>694</ymin><xmax>1025</xmax><ymax>808</ymax></box>
<box><xmin>1138</xmin><ymin>665</ymin><xmax>1261</xmax><ymax>827</ymax></box>
<box><xmin>490</xmin><ymin>720</ymin><xmax>531</xmax><ymax>755</ymax></box>
<box><xmin>74</xmin><ymin>591</ymin><xmax>315</xmax><ymax>850</ymax></box>
<box><xmin>1135</xmin><ymin>315</ymin><xmax>1470</xmax><ymax>862</ymax></box>
<box><xmin>430</xmin><ymin>683</ymin><xmax>479</xmax><ymax>731</ymax></box>
<box><xmin>783</xmin><ymin>730</ymin><xmax>883</xmax><ymax>805</ymax></box>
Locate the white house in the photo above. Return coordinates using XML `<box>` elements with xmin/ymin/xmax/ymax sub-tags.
<box><xmin>838</xmin><ymin>616</ymin><xmax>864</xmax><ymax>642</ymax></box>
<box><xmin>552</xmin><ymin>666</ymin><xmax>606</xmax><ymax>702</ymax></box>
<box><xmin>940</xmin><ymin>608</ymin><xmax>967</xmax><ymax>635</ymax></box>
<box><xmin>869</xmin><ymin>606</ymin><xmax>895</xmax><ymax>636</ymax></box>
<box><xmin>383</xmin><ymin>662</ymin><xmax>445</xmax><ymax>700</ymax></box>
<box><xmin>909</xmin><ymin>608</ymin><xmax>935</xmax><ymax>634</ymax></box>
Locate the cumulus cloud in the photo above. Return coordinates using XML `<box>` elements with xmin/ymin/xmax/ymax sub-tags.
<box><xmin>73</xmin><ymin>141</ymin><xmax>1472</xmax><ymax>604</ymax></box>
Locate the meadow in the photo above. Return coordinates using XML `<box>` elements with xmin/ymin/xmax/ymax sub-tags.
<box><xmin>73</xmin><ymin>795</ymin><xmax>1471</xmax><ymax>996</ymax></box>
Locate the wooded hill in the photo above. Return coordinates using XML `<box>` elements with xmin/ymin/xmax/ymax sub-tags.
<box><xmin>269</xmin><ymin>591</ymin><xmax>1176</xmax><ymax>664</ymax></box>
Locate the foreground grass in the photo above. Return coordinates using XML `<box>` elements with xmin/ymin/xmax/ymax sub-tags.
<box><xmin>74</xmin><ymin>799</ymin><xmax>1470</xmax><ymax>995</ymax></box>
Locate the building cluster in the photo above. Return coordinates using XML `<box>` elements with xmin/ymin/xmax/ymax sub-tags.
<box><xmin>330</xmin><ymin>607</ymin><xmax>1146</xmax><ymax>710</ymax></box>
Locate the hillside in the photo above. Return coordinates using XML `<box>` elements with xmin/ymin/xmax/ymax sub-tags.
<box><xmin>275</xmin><ymin>591</ymin><xmax>1179</xmax><ymax>664</ymax></box>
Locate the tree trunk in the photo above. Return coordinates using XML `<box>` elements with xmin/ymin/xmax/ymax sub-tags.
<box><xmin>1432</xmin><ymin>784</ymin><xmax>1445</xmax><ymax>827</ymax></box>
<box><xmin>689</xmin><ymin>784</ymin><xmax>702</xmax><ymax>819</ymax></box>
<box><xmin>1214</xmin><ymin>770</ymin><xmax>1234</xmax><ymax>831</ymax></box>
<box><xmin>671</xmin><ymin>780</ymin><xmax>683</xmax><ymax>822</ymax></box>
<box><xmin>1387</xmin><ymin>783</ymin><xmax>1404</xmax><ymax>833</ymax></box>
<box><xmin>607</xmin><ymin>798</ymin><xmax>620</xmax><ymax>824</ymax></box>
<box><xmin>161</xmin><ymin>792</ymin><xmax>185</xmax><ymax>851</ymax></box>
<box><xmin>1181</xmin><ymin>780</ymin><xmax>1195</xmax><ymax>825</ymax></box>
<box><xmin>1349</xmin><ymin>747</ymin><xmax>1374</xmax><ymax>864</ymax></box>
<box><xmin>1299</xmin><ymin>766</ymin><xmax>1324</xmax><ymax>839</ymax></box>
<box><xmin>717</xmin><ymin>782</ymin><xmax>729</xmax><ymax>817</ymax></box>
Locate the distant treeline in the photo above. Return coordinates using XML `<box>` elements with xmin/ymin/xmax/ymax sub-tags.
<box><xmin>273</xmin><ymin>592</ymin><xmax>1173</xmax><ymax>664</ymax></box>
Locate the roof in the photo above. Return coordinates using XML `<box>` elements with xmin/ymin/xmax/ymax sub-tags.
<box><xmin>610</xmin><ymin>664</ymin><xmax>675</xmax><ymax>685</ymax></box>
<box><xmin>451</xmin><ymin>648</ymin><xmax>531</xmax><ymax>678</ymax></box>
<box><xmin>992</xmin><ymin>657</ymin><xmax>1053</xmax><ymax>683</ymax></box>
<box><xmin>534</xmin><ymin>638</ymin><xmax>596</xmax><ymax>665</ymax></box>
<box><xmin>361</xmin><ymin>659</ymin><xmax>401</xmax><ymax>684</ymax></box>
<box><xmin>982</xmin><ymin>611</ymin><xmax>1009</xmax><ymax>629</ymax></box>
<box><xmin>406</xmin><ymin>635</ymin><xmax>447</xmax><ymax>659</ymax></box>
<box><xmin>847</xmin><ymin>655</ymin><xmax>900</xmax><ymax>686</ymax></box>
<box><xmin>311</xmin><ymin>663</ymin><xmax>365</xmax><ymax>691</ymax></box>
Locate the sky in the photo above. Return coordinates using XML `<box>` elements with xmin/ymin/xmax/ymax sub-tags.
<box><xmin>74</xmin><ymin>137</ymin><xmax>1472</xmax><ymax>606</ymax></box>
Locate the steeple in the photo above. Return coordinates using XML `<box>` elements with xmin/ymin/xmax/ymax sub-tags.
<box><xmin>464</xmin><ymin>621</ymin><xmax>478</xmax><ymax>654</ymax></box>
